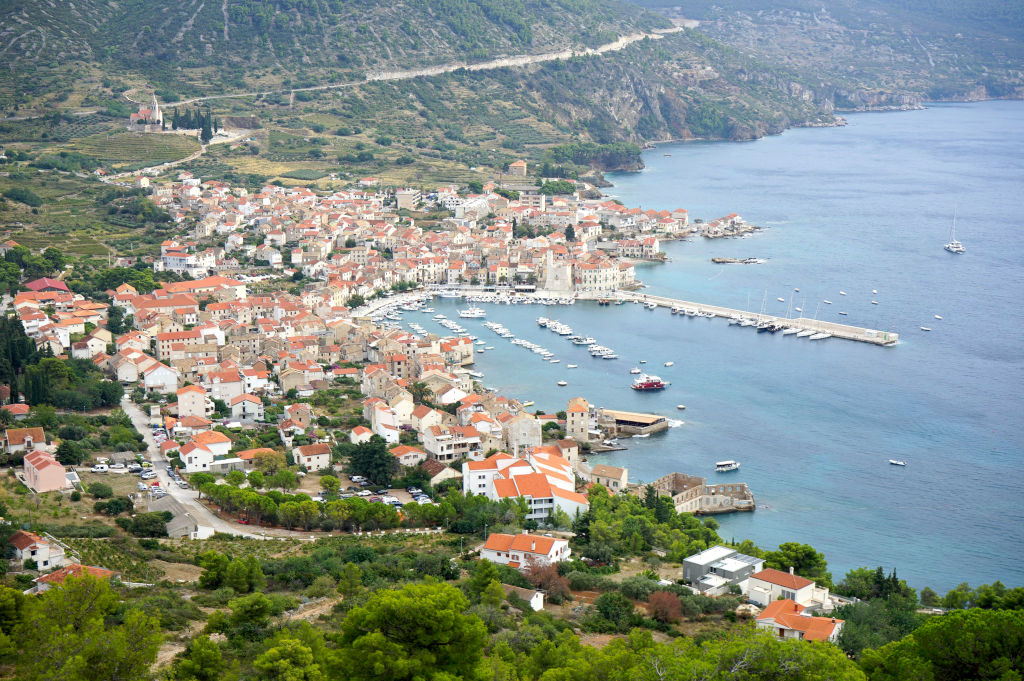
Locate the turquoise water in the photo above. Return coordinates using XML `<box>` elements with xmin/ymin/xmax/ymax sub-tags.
<box><xmin>412</xmin><ymin>102</ymin><xmax>1024</xmax><ymax>590</ymax></box>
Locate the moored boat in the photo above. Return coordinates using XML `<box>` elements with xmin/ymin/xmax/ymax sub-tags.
<box><xmin>631</xmin><ymin>374</ymin><xmax>667</xmax><ymax>391</ymax></box>
<box><xmin>715</xmin><ymin>460</ymin><xmax>740</xmax><ymax>472</ymax></box>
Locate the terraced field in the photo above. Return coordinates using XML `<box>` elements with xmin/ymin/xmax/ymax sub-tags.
<box><xmin>67</xmin><ymin>132</ymin><xmax>200</xmax><ymax>170</ymax></box>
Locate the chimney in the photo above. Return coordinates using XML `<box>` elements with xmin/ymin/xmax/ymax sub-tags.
<box><xmin>789</xmin><ymin>566</ymin><xmax>794</xmax><ymax>575</ymax></box>
<box><xmin>531</xmin><ymin>541</ymin><xmax>536</xmax><ymax>551</ymax></box>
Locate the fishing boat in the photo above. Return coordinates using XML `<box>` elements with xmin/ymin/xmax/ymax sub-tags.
<box><xmin>889</xmin><ymin>459</ymin><xmax>907</xmax><ymax>466</ymax></box>
<box><xmin>715</xmin><ymin>460</ymin><xmax>741</xmax><ymax>472</ymax></box>
<box><xmin>631</xmin><ymin>374</ymin><xmax>668</xmax><ymax>391</ymax></box>
<box><xmin>944</xmin><ymin>207</ymin><xmax>965</xmax><ymax>253</ymax></box>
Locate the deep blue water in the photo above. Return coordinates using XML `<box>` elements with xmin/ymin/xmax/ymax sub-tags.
<box><xmin>413</xmin><ymin>102</ymin><xmax>1024</xmax><ymax>591</ymax></box>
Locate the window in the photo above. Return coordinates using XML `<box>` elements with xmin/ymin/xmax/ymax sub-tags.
<box><xmin>781</xmin><ymin>589</ymin><xmax>796</xmax><ymax>600</ymax></box>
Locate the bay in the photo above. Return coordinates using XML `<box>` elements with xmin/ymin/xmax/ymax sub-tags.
<box><xmin>410</xmin><ymin>101</ymin><xmax>1024</xmax><ymax>591</ymax></box>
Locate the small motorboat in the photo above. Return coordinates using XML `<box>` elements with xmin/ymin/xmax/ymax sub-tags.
<box><xmin>920</xmin><ymin>327</ymin><xmax>931</xmax><ymax>331</ymax></box>
<box><xmin>823</xmin><ymin>300</ymin><xmax>832</xmax><ymax>304</ymax></box>
<box><xmin>715</xmin><ymin>460</ymin><xmax>740</xmax><ymax>472</ymax></box>
<box><xmin>934</xmin><ymin>315</ymin><xmax>943</xmax><ymax>320</ymax></box>
<box><xmin>871</xmin><ymin>300</ymin><xmax>879</xmax><ymax>305</ymax></box>
<box><xmin>630</xmin><ymin>367</ymin><xmax>642</xmax><ymax>374</ymax></box>
<box><xmin>777</xmin><ymin>297</ymin><xmax>786</xmax><ymax>302</ymax></box>
<box><xmin>838</xmin><ymin>311</ymin><xmax>848</xmax><ymax>315</ymax></box>
<box><xmin>522</xmin><ymin>401</ymin><xmax>534</xmax><ymax>407</ymax></box>
<box><xmin>839</xmin><ymin>291</ymin><xmax>847</xmax><ymax>296</ymax></box>
<box><xmin>677</xmin><ymin>404</ymin><xmax>686</xmax><ymax>410</ymax></box>
<box><xmin>567</xmin><ymin>364</ymin><xmax>578</xmax><ymax>369</ymax></box>
<box><xmin>664</xmin><ymin>361</ymin><xmax>674</xmax><ymax>367</ymax></box>
<box><xmin>557</xmin><ymin>380</ymin><xmax>568</xmax><ymax>386</ymax></box>
<box><xmin>872</xmin><ymin>289</ymin><xmax>878</xmax><ymax>294</ymax></box>
<box><xmin>889</xmin><ymin>459</ymin><xmax>907</xmax><ymax>466</ymax></box>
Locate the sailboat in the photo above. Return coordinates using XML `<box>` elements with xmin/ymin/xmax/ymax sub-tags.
<box><xmin>944</xmin><ymin>207</ymin><xmax>965</xmax><ymax>254</ymax></box>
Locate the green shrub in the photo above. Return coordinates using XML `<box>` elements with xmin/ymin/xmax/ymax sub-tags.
<box><xmin>87</xmin><ymin>482</ymin><xmax>113</xmax><ymax>499</ymax></box>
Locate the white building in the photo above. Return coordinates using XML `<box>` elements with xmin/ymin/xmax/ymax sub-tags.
<box><xmin>481</xmin><ymin>532</ymin><xmax>571</xmax><ymax>569</ymax></box>
<box><xmin>293</xmin><ymin>443</ymin><xmax>332</xmax><ymax>471</ymax></box>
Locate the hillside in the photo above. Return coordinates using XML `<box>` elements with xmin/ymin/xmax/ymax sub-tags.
<box><xmin>0</xmin><ymin>0</ymin><xmax>669</xmax><ymax>108</ymax></box>
<box><xmin>630</xmin><ymin>0</ymin><xmax>1024</xmax><ymax>105</ymax></box>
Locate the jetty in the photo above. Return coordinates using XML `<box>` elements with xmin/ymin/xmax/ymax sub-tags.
<box><xmin>583</xmin><ymin>291</ymin><xmax>899</xmax><ymax>346</ymax></box>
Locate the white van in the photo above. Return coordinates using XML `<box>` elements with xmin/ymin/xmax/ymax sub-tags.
<box><xmin>90</xmin><ymin>464</ymin><xmax>109</xmax><ymax>473</ymax></box>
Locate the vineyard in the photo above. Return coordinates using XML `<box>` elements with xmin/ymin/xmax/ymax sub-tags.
<box><xmin>67</xmin><ymin>132</ymin><xmax>199</xmax><ymax>169</ymax></box>
<box><xmin>63</xmin><ymin>537</ymin><xmax>165</xmax><ymax>583</ymax></box>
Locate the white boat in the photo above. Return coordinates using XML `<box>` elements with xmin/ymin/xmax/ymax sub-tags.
<box><xmin>794</xmin><ymin>288</ymin><xmax>800</xmax><ymax>292</ymax></box>
<box><xmin>796</xmin><ymin>329</ymin><xmax>815</xmax><ymax>337</ymax></box>
<box><xmin>889</xmin><ymin>459</ymin><xmax>907</xmax><ymax>466</ymax></box>
<box><xmin>664</xmin><ymin>361</ymin><xmax>674</xmax><ymax>367</ymax></box>
<box><xmin>934</xmin><ymin>315</ymin><xmax>943</xmax><ymax>320</ymax></box>
<box><xmin>777</xmin><ymin>297</ymin><xmax>785</xmax><ymax>302</ymax></box>
<box><xmin>567</xmin><ymin>364</ymin><xmax>578</xmax><ymax>369</ymax></box>
<box><xmin>781</xmin><ymin>328</ymin><xmax>799</xmax><ymax>335</ymax></box>
<box><xmin>920</xmin><ymin>326</ymin><xmax>932</xmax><ymax>331</ymax></box>
<box><xmin>536</xmin><ymin>317</ymin><xmax>549</xmax><ymax>327</ymax></box>
<box><xmin>944</xmin><ymin>207</ymin><xmax>965</xmax><ymax>253</ymax></box>
<box><xmin>645</xmin><ymin>302</ymin><xmax>658</xmax><ymax>310</ymax></box>
<box><xmin>823</xmin><ymin>300</ymin><xmax>832</xmax><ymax>304</ymax></box>
<box><xmin>550</xmin><ymin>359</ymin><xmax>560</xmax><ymax>363</ymax></box>
<box><xmin>839</xmin><ymin>291</ymin><xmax>847</xmax><ymax>296</ymax></box>
<box><xmin>838</xmin><ymin>311</ymin><xmax>848</xmax><ymax>316</ymax></box>
<box><xmin>459</xmin><ymin>306</ymin><xmax>486</xmax><ymax>318</ymax></box>
<box><xmin>871</xmin><ymin>300</ymin><xmax>879</xmax><ymax>305</ymax></box>
<box><xmin>630</xmin><ymin>367</ymin><xmax>642</xmax><ymax>374</ymax></box>
<box><xmin>485</xmin><ymin>346</ymin><xmax>494</xmax><ymax>350</ymax></box>
<box><xmin>557</xmin><ymin>380</ymin><xmax>568</xmax><ymax>386</ymax></box>
<box><xmin>602</xmin><ymin>353</ymin><xmax>618</xmax><ymax>359</ymax></box>
<box><xmin>421</xmin><ymin>307</ymin><xmax>435</xmax><ymax>313</ymax></box>
<box><xmin>715</xmin><ymin>460</ymin><xmax>740</xmax><ymax>472</ymax></box>
<box><xmin>794</xmin><ymin>307</ymin><xmax>803</xmax><ymax>313</ymax></box>
<box><xmin>808</xmin><ymin>332</ymin><xmax>832</xmax><ymax>340</ymax></box>
<box><xmin>477</xmin><ymin>348</ymin><xmax>485</xmax><ymax>353</ymax></box>
<box><xmin>677</xmin><ymin>404</ymin><xmax>686</xmax><ymax>410</ymax></box>
<box><xmin>633</xmin><ymin>433</ymin><xmax>651</xmax><ymax>438</ymax></box>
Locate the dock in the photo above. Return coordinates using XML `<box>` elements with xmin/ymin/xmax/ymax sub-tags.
<box><xmin>583</xmin><ymin>292</ymin><xmax>899</xmax><ymax>346</ymax></box>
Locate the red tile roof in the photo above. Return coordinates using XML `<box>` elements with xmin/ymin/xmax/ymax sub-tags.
<box><xmin>751</xmin><ymin>568</ymin><xmax>814</xmax><ymax>590</ymax></box>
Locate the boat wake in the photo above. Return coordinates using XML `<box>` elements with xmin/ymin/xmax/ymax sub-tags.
<box><xmin>666</xmin><ymin>418</ymin><xmax>685</xmax><ymax>428</ymax></box>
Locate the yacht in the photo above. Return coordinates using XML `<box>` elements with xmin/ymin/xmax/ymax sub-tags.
<box><xmin>715</xmin><ymin>460</ymin><xmax>741</xmax><ymax>472</ymax></box>
<box><xmin>944</xmin><ymin>208</ymin><xmax>965</xmax><ymax>253</ymax></box>
<box><xmin>889</xmin><ymin>459</ymin><xmax>907</xmax><ymax>466</ymax></box>
<box><xmin>781</xmin><ymin>328</ymin><xmax>799</xmax><ymax>335</ymax></box>
<box><xmin>631</xmin><ymin>374</ymin><xmax>667</xmax><ymax>391</ymax></box>
<box><xmin>796</xmin><ymin>329</ymin><xmax>815</xmax><ymax>338</ymax></box>
<box><xmin>572</xmin><ymin>336</ymin><xmax>596</xmax><ymax>345</ymax></box>
<box><xmin>458</xmin><ymin>306</ymin><xmax>486</xmax><ymax>318</ymax></box>
<box><xmin>630</xmin><ymin>367</ymin><xmax>642</xmax><ymax>374</ymax></box>
<box><xmin>536</xmin><ymin>317</ymin><xmax>549</xmax><ymax>327</ymax></box>
<box><xmin>808</xmin><ymin>332</ymin><xmax>832</xmax><ymax>340</ymax></box>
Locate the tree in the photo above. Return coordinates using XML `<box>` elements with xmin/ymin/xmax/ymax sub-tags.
<box><xmin>225</xmin><ymin>470</ymin><xmax>246</xmax><ymax>487</ymax></box>
<box><xmin>248</xmin><ymin>470</ymin><xmax>265</xmax><ymax>489</ymax></box>
<box><xmin>87</xmin><ymin>482</ymin><xmax>113</xmax><ymax>499</ymax></box>
<box><xmin>764</xmin><ymin>542</ymin><xmax>833</xmax><ymax>588</ymax></box>
<box><xmin>126</xmin><ymin>512</ymin><xmax>168</xmax><ymax>537</ymax></box>
<box><xmin>174</xmin><ymin>636</ymin><xmax>226</xmax><ymax>681</ymax></box>
<box><xmin>337</xmin><ymin>562</ymin><xmax>363</xmax><ymax>599</ymax></box>
<box><xmin>346</xmin><ymin>435</ymin><xmax>397</xmax><ymax>486</ymax></box>
<box><xmin>860</xmin><ymin>608</ymin><xmax>1024</xmax><ymax>681</ymax></box>
<box><xmin>467</xmin><ymin>180</ymin><xmax>483</xmax><ymax>194</ymax></box>
<box><xmin>56</xmin><ymin>440</ymin><xmax>85</xmax><ymax>465</ymax></box>
<box><xmin>13</xmin><ymin>575</ymin><xmax>161</xmax><ymax>681</ymax></box>
<box><xmin>468</xmin><ymin>560</ymin><xmax>501</xmax><ymax>602</ymax></box>
<box><xmin>595</xmin><ymin>592</ymin><xmax>636</xmax><ymax>632</ymax></box>
<box><xmin>269</xmin><ymin>469</ymin><xmax>299</xmax><ymax>491</ymax></box>
<box><xmin>191</xmin><ymin>472</ymin><xmax>215</xmax><ymax>498</ymax></box>
<box><xmin>565</xmin><ymin>225</ymin><xmax>576</xmax><ymax>242</ymax></box>
<box><xmin>919</xmin><ymin>587</ymin><xmax>940</xmax><ymax>608</ymax></box>
<box><xmin>334</xmin><ymin>582</ymin><xmax>487</xmax><ymax>681</ymax></box>
<box><xmin>198</xmin><ymin>551</ymin><xmax>231</xmax><ymax>589</ymax></box>
<box><xmin>648</xmin><ymin>591</ymin><xmax>682</xmax><ymax>623</ymax></box>
<box><xmin>254</xmin><ymin>450</ymin><xmax>287</xmax><ymax>474</ymax></box>
<box><xmin>254</xmin><ymin>636</ymin><xmax>322</xmax><ymax>681</ymax></box>
<box><xmin>320</xmin><ymin>475</ymin><xmax>340</xmax><ymax>497</ymax></box>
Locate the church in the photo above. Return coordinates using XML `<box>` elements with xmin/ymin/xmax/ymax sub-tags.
<box><xmin>129</xmin><ymin>93</ymin><xmax>163</xmax><ymax>131</ymax></box>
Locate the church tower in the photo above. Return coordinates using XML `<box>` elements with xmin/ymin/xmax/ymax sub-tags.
<box><xmin>149</xmin><ymin>93</ymin><xmax>162</xmax><ymax>126</ymax></box>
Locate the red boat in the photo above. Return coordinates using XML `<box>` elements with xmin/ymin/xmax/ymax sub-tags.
<box><xmin>631</xmin><ymin>374</ymin><xmax>668</xmax><ymax>391</ymax></box>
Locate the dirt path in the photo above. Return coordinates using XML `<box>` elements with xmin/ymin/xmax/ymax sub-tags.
<box><xmin>285</xmin><ymin>596</ymin><xmax>343</xmax><ymax>622</ymax></box>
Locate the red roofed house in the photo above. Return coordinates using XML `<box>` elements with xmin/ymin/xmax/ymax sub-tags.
<box><xmin>4</xmin><ymin>427</ymin><xmax>46</xmax><ymax>455</ymax></box>
<box><xmin>9</xmin><ymin>530</ymin><xmax>67</xmax><ymax>569</ymax></box>
<box><xmin>349</xmin><ymin>425</ymin><xmax>373</xmax><ymax>444</ymax></box>
<box><xmin>32</xmin><ymin>563</ymin><xmax>117</xmax><ymax>593</ymax></box>
<box><xmin>481</xmin><ymin>532</ymin><xmax>570</xmax><ymax>569</ymax></box>
<box><xmin>230</xmin><ymin>393</ymin><xmax>264</xmax><ymax>421</ymax></box>
<box><xmin>390</xmin><ymin>444</ymin><xmax>427</xmax><ymax>467</ymax></box>
<box><xmin>1</xmin><ymin>403</ymin><xmax>30</xmax><ymax>420</ymax></box>
<box><xmin>747</xmin><ymin>568</ymin><xmax>832</xmax><ymax>609</ymax></box>
<box><xmin>293</xmin><ymin>443</ymin><xmax>332</xmax><ymax>472</ymax></box>
<box><xmin>181</xmin><ymin>430</ymin><xmax>232</xmax><ymax>473</ymax></box>
<box><xmin>23</xmin><ymin>450</ymin><xmax>69</xmax><ymax>493</ymax></box>
<box><xmin>24</xmin><ymin>277</ymin><xmax>70</xmax><ymax>293</ymax></box>
<box><xmin>756</xmin><ymin>599</ymin><xmax>844</xmax><ymax>642</ymax></box>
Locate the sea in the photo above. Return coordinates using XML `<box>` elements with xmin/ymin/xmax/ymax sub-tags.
<box><xmin>403</xmin><ymin>101</ymin><xmax>1024</xmax><ymax>591</ymax></box>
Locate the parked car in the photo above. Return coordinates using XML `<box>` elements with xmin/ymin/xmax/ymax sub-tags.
<box><xmin>356</xmin><ymin>490</ymin><xmax>372</xmax><ymax>497</ymax></box>
<box><xmin>177</xmin><ymin>480</ymin><xmax>190</xmax><ymax>489</ymax></box>
<box><xmin>137</xmin><ymin>482</ymin><xmax>148</xmax><ymax>491</ymax></box>
<box><xmin>140</xmin><ymin>471</ymin><xmax>157</xmax><ymax>480</ymax></box>
<box><xmin>237</xmin><ymin>517</ymin><xmax>249</xmax><ymax>524</ymax></box>
<box><xmin>127</xmin><ymin>464</ymin><xmax>142</xmax><ymax>473</ymax></box>
<box><xmin>140</xmin><ymin>461</ymin><xmax>153</xmax><ymax>468</ymax></box>
<box><xmin>369</xmin><ymin>497</ymin><xmax>382</xmax><ymax>503</ymax></box>
<box><xmin>90</xmin><ymin>464</ymin><xmax>109</xmax><ymax>473</ymax></box>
